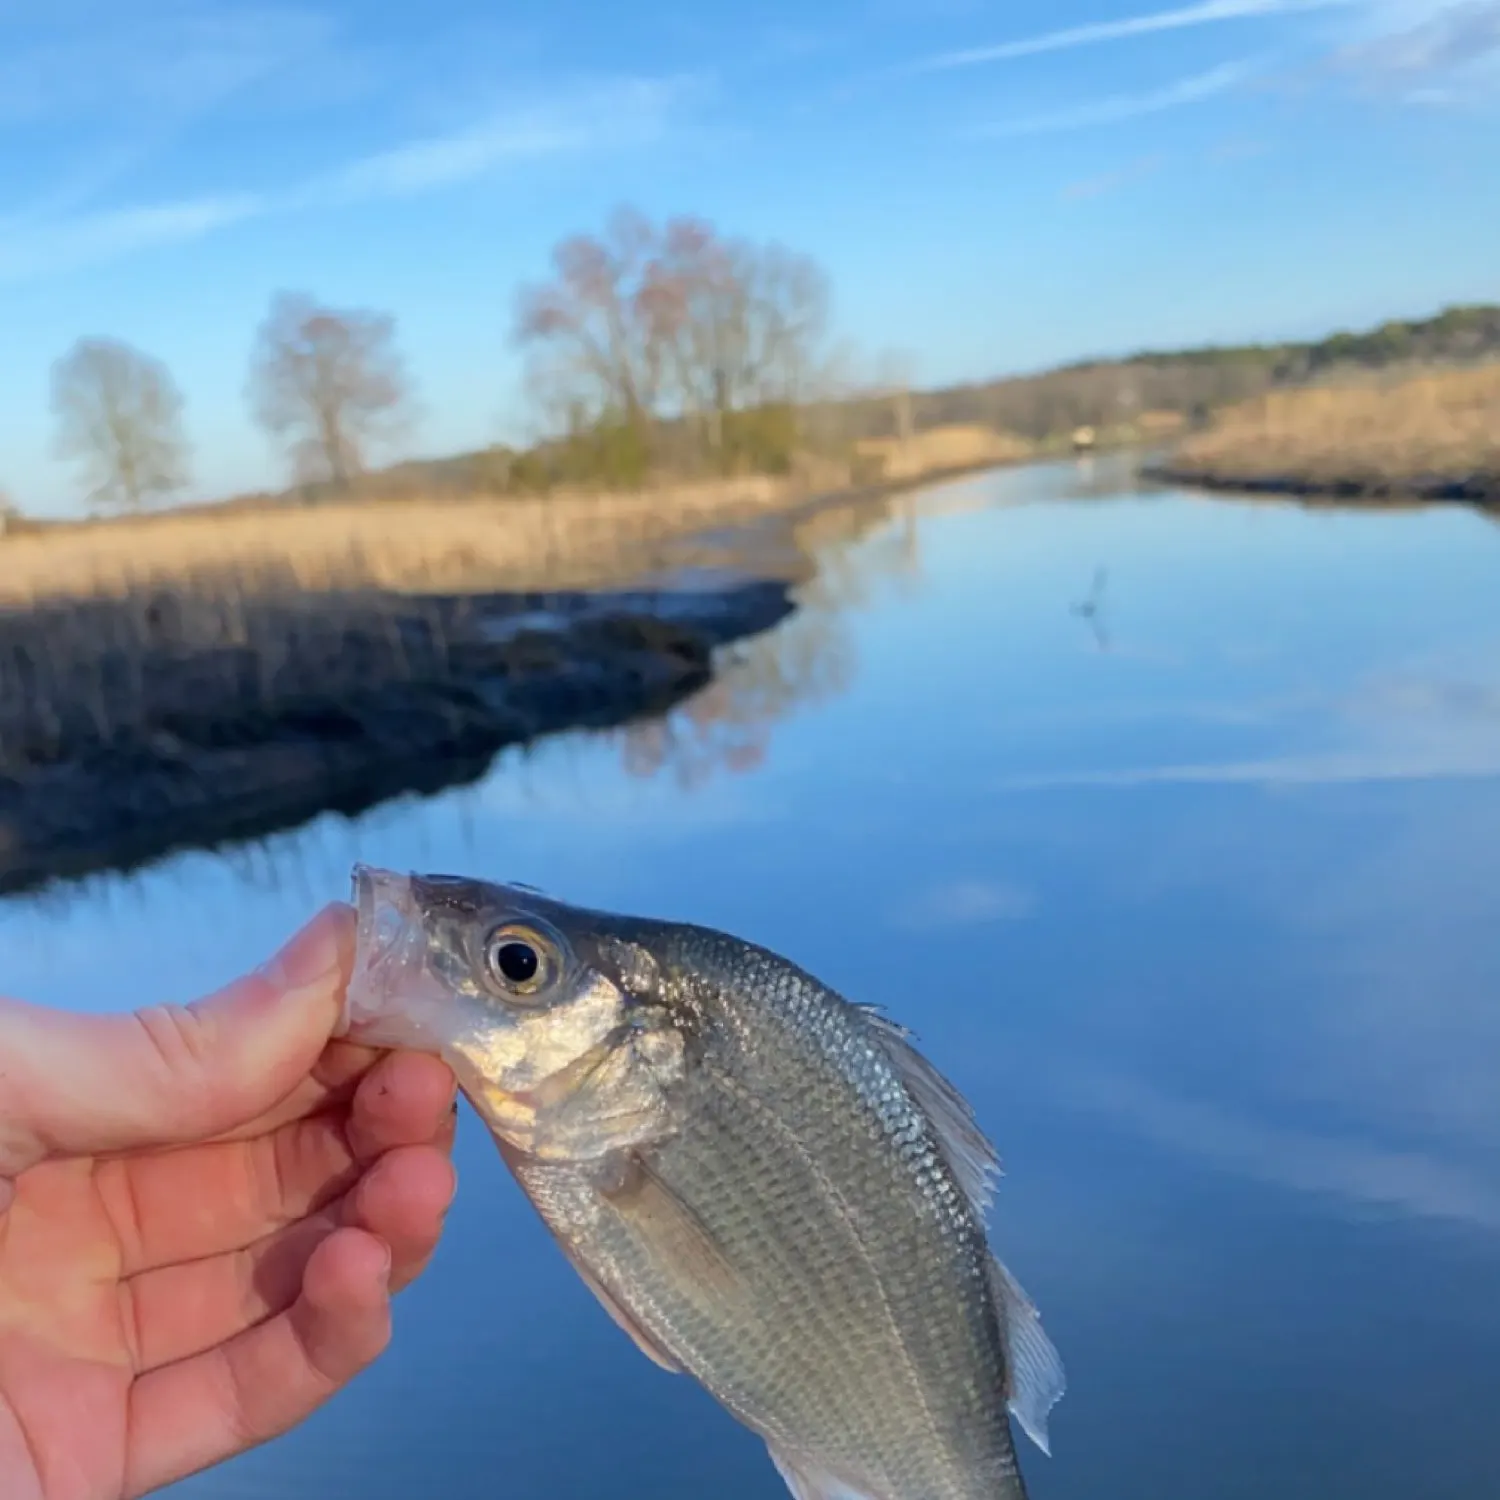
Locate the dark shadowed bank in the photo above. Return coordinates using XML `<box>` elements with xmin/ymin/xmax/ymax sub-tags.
<box><xmin>0</xmin><ymin>575</ymin><xmax>796</xmax><ymax>900</ymax></box>
<box><xmin>1144</xmin><ymin>463</ymin><xmax>1500</xmax><ymax>507</ymax></box>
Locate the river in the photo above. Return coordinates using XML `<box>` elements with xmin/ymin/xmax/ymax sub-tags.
<box><xmin>6</xmin><ymin>456</ymin><xmax>1500</xmax><ymax>1499</ymax></box>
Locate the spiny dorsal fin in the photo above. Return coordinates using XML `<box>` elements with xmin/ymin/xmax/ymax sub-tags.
<box><xmin>988</xmin><ymin>1255</ymin><xmax>1066</xmax><ymax>1457</ymax></box>
<box><xmin>856</xmin><ymin>1005</ymin><xmax>1001</xmax><ymax>1219</ymax></box>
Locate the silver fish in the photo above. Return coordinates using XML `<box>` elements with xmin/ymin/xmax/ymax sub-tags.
<box><xmin>340</xmin><ymin>863</ymin><xmax>1064</xmax><ymax>1500</ymax></box>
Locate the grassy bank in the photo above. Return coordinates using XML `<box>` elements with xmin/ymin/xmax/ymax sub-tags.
<box><xmin>0</xmin><ymin>432</ymin><xmax>1022</xmax><ymax>603</ymax></box>
<box><xmin>0</xmin><ymin>452</ymin><xmax>990</xmax><ymax>897</ymax></box>
<box><xmin>0</xmin><ymin>573</ymin><xmax>795</xmax><ymax>897</ymax></box>
<box><xmin>1153</xmin><ymin>364</ymin><xmax>1500</xmax><ymax>503</ymax></box>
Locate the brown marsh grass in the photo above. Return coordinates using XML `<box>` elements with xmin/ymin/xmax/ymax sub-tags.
<box><xmin>1168</xmin><ymin>363</ymin><xmax>1500</xmax><ymax>495</ymax></box>
<box><xmin>0</xmin><ymin>475</ymin><xmax>811</xmax><ymax>608</ymax></box>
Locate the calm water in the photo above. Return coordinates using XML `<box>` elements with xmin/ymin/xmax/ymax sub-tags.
<box><xmin>8</xmin><ymin>458</ymin><xmax>1500</xmax><ymax>1500</ymax></box>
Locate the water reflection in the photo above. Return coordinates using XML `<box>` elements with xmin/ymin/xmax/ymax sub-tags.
<box><xmin>6</xmin><ymin>464</ymin><xmax>1500</xmax><ymax>1500</ymax></box>
<box><xmin>611</xmin><ymin>490</ymin><xmax>927</xmax><ymax>789</ymax></box>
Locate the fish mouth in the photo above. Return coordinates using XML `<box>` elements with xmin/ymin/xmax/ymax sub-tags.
<box><xmin>339</xmin><ymin>863</ymin><xmax>441</xmax><ymax>1048</ymax></box>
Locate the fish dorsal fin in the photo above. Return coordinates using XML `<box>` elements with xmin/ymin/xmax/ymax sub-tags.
<box><xmin>857</xmin><ymin>1006</ymin><xmax>1001</xmax><ymax>1219</ymax></box>
<box><xmin>987</xmin><ymin>1255</ymin><xmax>1066</xmax><ymax>1457</ymax></box>
<box><xmin>767</xmin><ymin>1443</ymin><xmax>874</xmax><ymax>1500</ymax></box>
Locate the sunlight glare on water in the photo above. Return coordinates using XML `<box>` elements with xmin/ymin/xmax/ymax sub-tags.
<box><xmin>5</xmin><ymin>458</ymin><xmax>1500</xmax><ymax>1500</ymax></box>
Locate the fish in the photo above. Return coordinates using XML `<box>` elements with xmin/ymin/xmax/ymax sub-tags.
<box><xmin>339</xmin><ymin>863</ymin><xmax>1065</xmax><ymax>1500</ymax></box>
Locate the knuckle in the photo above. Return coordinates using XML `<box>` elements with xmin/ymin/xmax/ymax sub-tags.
<box><xmin>129</xmin><ymin>1003</ymin><xmax>223</xmax><ymax>1133</ymax></box>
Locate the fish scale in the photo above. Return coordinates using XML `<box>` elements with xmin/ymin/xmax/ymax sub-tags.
<box><xmin>342</xmin><ymin>866</ymin><xmax>1064</xmax><ymax>1500</ymax></box>
<box><xmin>498</xmin><ymin>927</ymin><xmax>1032</xmax><ymax>1499</ymax></box>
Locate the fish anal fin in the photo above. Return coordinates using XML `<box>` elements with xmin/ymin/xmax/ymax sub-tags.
<box><xmin>767</xmin><ymin>1443</ymin><xmax>874</xmax><ymax>1500</ymax></box>
<box><xmin>988</xmin><ymin>1255</ymin><xmax>1066</xmax><ymax>1457</ymax></box>
<box><xmin>857</xmin><ymin>1006</ymin><xmax>1001</xmax><ymax>1219</ymax></box>
<box><xmin>594</xmin><ymin>1148</ymin><xmax>742</xmax><ymax>1303</ymax></box>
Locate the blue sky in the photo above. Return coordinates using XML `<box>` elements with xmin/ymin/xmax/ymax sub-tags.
<box><xmin>1</xmin><ymin>0</ymin><xmax>1497</xmax><ymax>515</ymax></box>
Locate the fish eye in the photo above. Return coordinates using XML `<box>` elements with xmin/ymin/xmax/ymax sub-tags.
<box><xmin>482</xmin><ymin>923</ymin><xmax>559</xmax><ymax>999</ymax></box>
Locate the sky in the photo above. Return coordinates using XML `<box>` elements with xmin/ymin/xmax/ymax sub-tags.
<box><xmin>0</xmin><ymin>0</ymin><xmax>1497</xmax><ymax>515</ymax></box>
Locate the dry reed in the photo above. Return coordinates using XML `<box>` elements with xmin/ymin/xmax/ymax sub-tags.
<box><xmin>1167</xmin><ymin>363</ymin><xmax>1500</xmax><ymax>497</ymax></box>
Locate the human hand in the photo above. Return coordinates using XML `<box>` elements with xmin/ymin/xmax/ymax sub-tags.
<box><xmin>0</xmin><ymin>903</ymin><xmax>458</xmax><ymax>1500</ymax></box>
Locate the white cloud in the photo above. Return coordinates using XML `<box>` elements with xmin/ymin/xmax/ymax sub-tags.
<box><xmin>1066</xmin><ymin>1071</ymin><xmax>1500</xmax><ymax>1230</ymax></box>
<box><xmin>0</xmin><ymin>5</ymin><xmax>346</xmax><ymax>126</ymax></box>
<box><xmin>971</xmin><ymin>60</ymin><xmax>1257</xmax><ymax>137</ymax></box>
<box><xmin>314</xmin><ymin>78</ymin><xmax>684</xmax><ymax>203</ymax></box>
<box><xmin>0</xmin><ymin>76</ymin><xmax>691</xmax><ymax>283</ymax></box>
<box><xmin>1331</xmin><ymin>0</ymin><xmax>1500</xmax><ymax>101</ymax></box>
<box><xmin>0</xmin><ymin>193</ymin><xmax>266</xmax><ymax>280</ymax></box>
<box><xmin>892</xmin><ymin>878</ymin><xmax>1037</xmax><ymax>928</ymax></box>
<box><xmin>901</xmin><ymin>0</ymin><xmax>1360</xmax><ymax>75</ymax></box>
<box><xmin>994</xmin><ymin>657</ymin><xmax>1500</xmax><ymax>790</ymax></box>
<box><xmin>995</xmin><ymin>745</ymin><xmax>1500</xmax><ymax>790</ymax></box>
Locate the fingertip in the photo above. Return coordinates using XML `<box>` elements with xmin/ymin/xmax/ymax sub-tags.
<box><xmin>304</xmin><ymin>1226</ymin><xmax>392</xmax><ymax>1312</ymax></box>
<box><xmin>350</xmin><ymin>1051</ymin><xmax>458</xmax><ymax>1153</ymax></box>
<box><xmin>262</xmin><ymin>903</ymin><xmax>355</xmax><ymax>995</ymax></box>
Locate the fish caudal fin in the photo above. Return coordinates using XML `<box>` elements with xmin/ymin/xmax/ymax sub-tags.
<box><xmin>767</xmin><ymin>1444</ymin><xmax>875</xmax><ymax>1500</ymax></box>
<box><xmin>988</xmin><ymin>1256</ymin><xmax>1066</xmax><ymax>1457</ymax></box>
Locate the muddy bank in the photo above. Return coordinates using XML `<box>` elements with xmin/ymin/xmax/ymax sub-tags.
<box><xmin>0</xmin><ymin>578</ymin><xmax>793</xmax><ymax>898</ymax></box>
<box><xmin>1145</xmin><ymin>462</ymin><xmax>1500</xmax><ymax>507</ymax></box>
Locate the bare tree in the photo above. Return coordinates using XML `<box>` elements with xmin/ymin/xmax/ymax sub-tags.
<box><xmin>873</xmin><ymin>349</ymin><xmax>918</xmax><ymax>443</ymax></box>
<box><xmin>513</xmin><ymin>206</ymin><xmax>666</xmax><ymax>443</ymax></box>
<box><xmin>514</xmin><ymin>205</ymin><xmax>832</xmax><ymax>469</ymax></box>
<box><xmin>50</xmin><ymin>338</ymin><xmax>190</xmax><ymax>511</ymax></box>
<box><xmin>643</xmin><ymin>221</ymin><xmax>828</xmax><ymax>446</ymax></box>
<box><xmin>247</xmin><ymin>292</ymin><xmax>413</xmax><ymax>487</ymax></box>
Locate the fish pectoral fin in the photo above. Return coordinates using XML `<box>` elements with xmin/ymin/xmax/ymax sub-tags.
<box><xmin>766</xmin><ymin>1444</ymin><xmax>874</xmax><ymax>1500</ymax></box>
<box><xmin>988</xmin><ymin>1255</ymin><xmax>1066</xmax><ymax>1457</ymax></box>
<box><xmin>565</xmin><ymin>1253</ymin><xmax>685</xmax><ymax>1375</ymax></box>
<box><xmin>594</xmin><ymin>1149</ymin><xmax>742</xmax><ymax>1303</ymax></box>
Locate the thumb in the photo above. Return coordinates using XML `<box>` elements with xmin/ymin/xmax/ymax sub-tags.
<box><xmin>0</xmin><ymin>903</ymin><xmax>355</xmax><ymax>1190</ymax></box>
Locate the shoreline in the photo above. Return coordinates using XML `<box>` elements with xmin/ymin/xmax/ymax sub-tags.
<box><xmin>1144</xmin><ymin>462</ymin><xmax>1500</xmax><ymax>507</ymax></box>
<box><xmin>1145</xmin><ymin>364</ymin><xmax>1500</xmax><ymax>511</ymax></box>
<box><xmin>0</xmin><ymin>458</ymin><xmax>1002</xmax><ymax>899</ymax></box>
<box><xmin>0</xmin><ymin>579</ymin><xmax>796</xmax><ymax>899</ymax></box>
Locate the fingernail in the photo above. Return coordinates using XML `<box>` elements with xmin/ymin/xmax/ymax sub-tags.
<box><xmin>377</xmin><ymin>1241</ymin><xmax>393</xmax><ymax>1288</ymax></box>
<box><xmin>260</xmin><ymin>904</ymin><xmax>352</xmax><ymax>995</ymax></box>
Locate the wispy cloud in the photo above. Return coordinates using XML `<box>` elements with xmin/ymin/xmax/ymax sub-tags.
<box><xmin>891</xmin><ymin>878</ymin><xmax>1037</xmax><ymax>929</ymax></box>
<box><xmin>1331</xmin><ymin>0</ymin><xmax>1500</xmax><ymax>102</ymax></box>
<box><xmin>995</xmin><ymin>744</ymin><xmax>1500</xmax><ymax>789</ymax></box>
<box><xmin>899</xmin><ymin>0</ymin><xmax>1360</xmax><ymax>75</ymax></box>
<box><xmin>1065</xmin><ymin>1070</ymin><xmax>1500</xmax><ymax>1230</ymax></box>
<box><xmin>971</xmin><ymin>60</ymin><xmax>1257</xmax><ymax>137</ymax></box>
<box><xmin>0</xmin><ymin>6</ymin><xmax>343</xmax><ymax>126</ymax></box>
<box><xmin>314</xmin><ymin>79</ymin><xmax>680</xmax><ymax>203</ymax></box>
<box><xmin>1061</xmin><ymin>152</ymin><xmax>1171</xmax><ymax>200</ymax></box>
<box><xmin>0</xmin><ymin>76</ymin><xmax>693</xmax><ymax>283</ymax></box>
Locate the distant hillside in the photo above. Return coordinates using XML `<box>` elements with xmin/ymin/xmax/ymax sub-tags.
<box><xmin>217</xmin><ymin>301</ymin><xmax>1500</xmax><ymax>507</ymax></box>
<box><xmin>911</xmin><ymin>302</ymin><xmax>1500</xmax><ymax>444</ymax></box>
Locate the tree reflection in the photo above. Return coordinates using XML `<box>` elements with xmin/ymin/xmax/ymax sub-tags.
<box><xmin>610</xmin><ymin>489</ymin><xmax>925</xmax><ymax>790</ymax></box>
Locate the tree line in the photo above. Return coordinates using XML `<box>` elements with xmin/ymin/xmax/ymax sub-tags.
<box><xmin>26</xmin><ymin>195</ymin><xmax>1500</xmax><ymax>516</ymax></box>
<box><xmin>37</xmin><ymin>205</ymin><xmax>842</xmax><ymax>514</ymax></box>
<box><xmin>918</xmin><ymin>303</ymin><xmax>1500</xmax><ymax>443</ymax></box>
